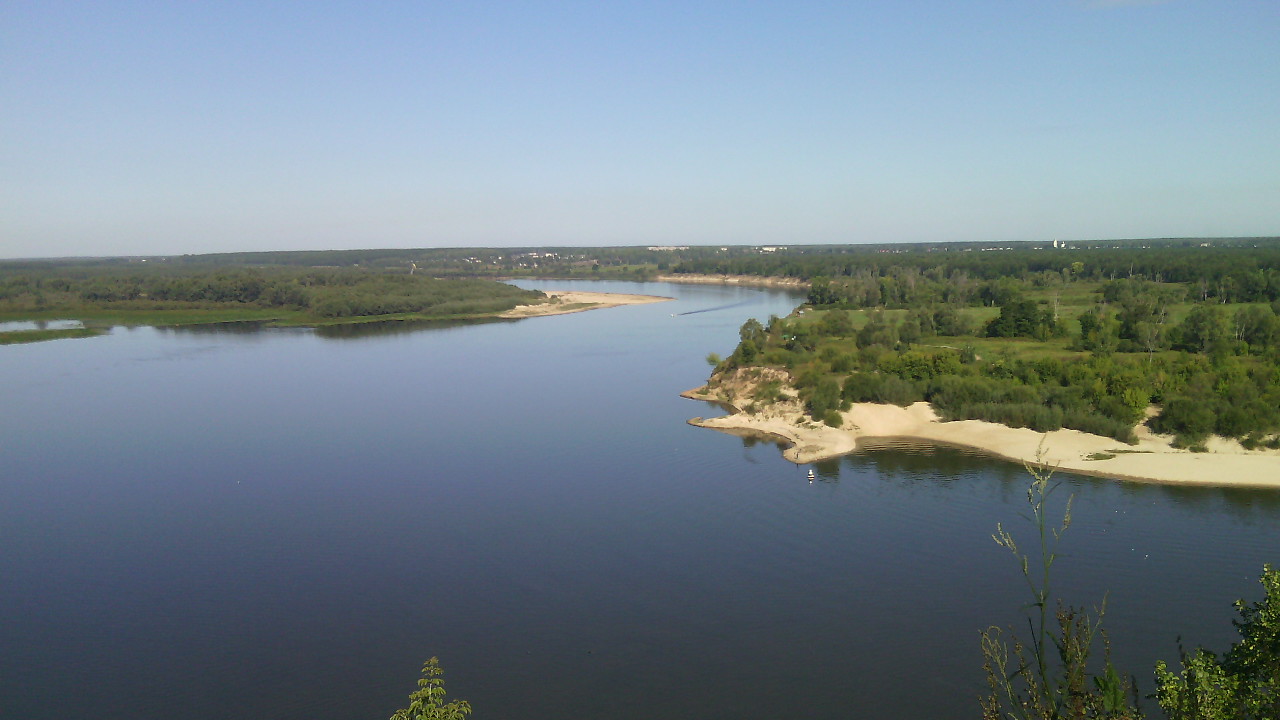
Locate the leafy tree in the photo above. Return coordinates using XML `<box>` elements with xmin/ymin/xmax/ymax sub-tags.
<box><xmin>979</xmin><ymin>451</ymin><xmax>1280</xmax><ymax>720</ymax></box>
<box><xmin>390</xmin><ymin>657</ymin><xmax>472</xmax><ymax>720</ymax></box>
<box><xmin>739</xmin><ymin>317</ymin><xmax>766</xmax><ymax>347</ymax></box>
<box><xmin>988</xmin><ymin>299</ymin><xmax>1063</xmax><ymax>340</ymax></box>
<box><xmin>1173</xmin><ymin>305</ymin><xmax>1231</xmax><ymax>355</ymax></box>
<box><xmin>807</xmin><ymin>276</ymin><xmax>836</xmax><ymax>305</ymax></box>
<box><xmin>1078</xmin><ymin>307</ymin><xmax>1120</xmax><ymax>354</ymax></box>
<box><xmin>818</xmin><ymin>309</ymin><xmax>855</xmax><ymax>336</ymax></box>
<box><xmin>1155</xmin><ymin>566</ymin><xmax>1280</xmax><ymax>720</ymax></box>
<box><xmin>934</xmin><ymin>303</ymin><xmax>974</xmax><ymax>336</ymax></box>
<box><xmin>1149</xmin><ymin>395</ymin><xmax>1216</xmax><ymax>444</ymax></box>
<box><xmin>804</xmin><ymin>376</ymin><xmax>842</xmax><ymax>418</ymax></box>
<box><xmin>1233</xmin><ymin>305</ymin><xmax>1280</xmax><ymax>352</ymax></box>
<box><xmin>856</xmin><ymin>310</ymin><xmax>899</xmax><ymax>348</ymax></box>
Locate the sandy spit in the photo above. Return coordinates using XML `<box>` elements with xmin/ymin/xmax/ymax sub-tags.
<box><xmin>499</xmin><ymin>291</ymin><xmax>672</xmax><ymax>318</ymax></box>
<box><xmin>682</xmin><ymin>388</ymin><xmax>1280</xmax><ymax>488</ymax></box>
<box><xmin>655</xmin><ymin>273</ymin><xmax>810</xmax><ymax>289</ymax></box>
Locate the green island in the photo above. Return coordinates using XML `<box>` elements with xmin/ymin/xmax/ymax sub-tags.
<box><xmin>0</xmin><ymin>261</ymin><xmax>556</xmax><ymax>344</ymax></box>
<box><xmin>672</xmin><ymin>238</ymin><xmax>1280</xmax><ymax>486</ymax></box>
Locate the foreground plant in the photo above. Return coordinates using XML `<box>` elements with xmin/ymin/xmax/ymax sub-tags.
<box><xmin>979</xmin><ymin>442</ymin><xmax>1141</xmax><ymax>720</ymax></box>
<box><xmin>390</xmin><ymin>657</ymin><xmax>472</xmax><ymax>720</ymax></box>
<box><xmin>1154</xmin><ymin>565</ymin><xmax>1280</xmax><ymax>720</ymax></box>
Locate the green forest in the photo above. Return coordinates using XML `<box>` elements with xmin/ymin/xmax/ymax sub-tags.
<box><xmin>0</xmin><ymin>263</ymin><xmax>546</xmax><ymax>343</ymax></box>
<box><xmin>702</xmin><ymin>242</ymin><xmax>1280</xmax><ymax>450</ymax></box>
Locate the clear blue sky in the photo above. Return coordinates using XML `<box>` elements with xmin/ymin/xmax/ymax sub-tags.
<box><xmin>3</xmin><ymin>1</ymin><xmax>1277</xmax><ymax>258</ymax></box>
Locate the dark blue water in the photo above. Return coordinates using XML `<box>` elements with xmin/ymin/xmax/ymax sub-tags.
<box><xmin>1</xmin><ymin>280</ymin><xmax>1276</xmax><ymax>719</ymax></box>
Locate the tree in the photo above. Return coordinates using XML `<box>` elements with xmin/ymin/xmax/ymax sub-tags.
<box><xmin>1150</xmin><ymin>395</ymin><xmax>1217</xmax><ymax>444</ymax></box>
<box><xmin>1078</xmin><ymin>307</ymin><xmax>1119</xmax><ymax>354</ymax></box>
<box><xmin>856</xmin><ymin>310</ymin><xmax>899</xmax><ymax>348</ymax></box>
<box><xmin>739</xmin><ymin>317</ymin><xmax>766</xmax><ymax>347</ymax></box>
<box><xmin>1155</xmin><ymin>566</ymin><xmax>1280</xmax><ymax>720</ymax></box>
<box><xmin>1136</xmin><ymin>322</ymin><xmax>1167</xmax><ymax>362</ymax></box>
<box><xmin>988</xmin><ymin>299</ymin><xmax>1063</xmax><ymax>341</ymax></box>
<box><xmin>818</xmin><ymin>309</ymin><xmax>855</xmax><ymax>337</ymax></box>
<box><xmin>807</xmin><ymin>276</ymin><xmax>835</xmax><ymax>305</ymax></box>
<box><xmin>1173</xmin><ymin>305</ymin><xmax>1230</xmax><ymax>355</ymax></box>
<box><xmin>1233</xmin><ymin>305</ymin><xmax>1279</xmax><ymax>352</ymax></box>
<box><xmin>390</xmin><ymin>657</ymin><xmax>472</xmax><ymax>720</ymax></box>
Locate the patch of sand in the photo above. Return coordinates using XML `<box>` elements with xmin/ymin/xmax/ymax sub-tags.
<box><xmin>655</xmin><ymin>273</ymin><xmax>810</xmax><ymax>289</ymax></box>
<box><xmin>683</xmin><ymin>379</ymin><xmax>1280</xmax><ymax>488</ymax></box>
<box><xmin>499</xmin><ymin>291</ymin><xmax>672</xmax><ymax>318</ymax></box>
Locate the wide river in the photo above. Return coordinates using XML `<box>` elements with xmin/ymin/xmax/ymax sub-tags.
<box><xmin>2</xmin><ymin>280</ymin><xmax>1277</xmax><ymax>719</ymax></box>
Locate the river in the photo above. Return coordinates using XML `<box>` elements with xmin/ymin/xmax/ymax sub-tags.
<box><xmin>1</xmin><ymin>279</ymin><xmax>1276</xmax><ymax>719</ymax></box>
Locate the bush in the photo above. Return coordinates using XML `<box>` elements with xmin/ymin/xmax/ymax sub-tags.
<box><xmin>928</xmin><ymin>375</ymin><xmax>1003</xmax><ymax>410</ymax></box>
<box><xmin>842</xmin><ymin>372</ymin><xmax>924</xmax><ymax>406</ymax></box>
<box><xmin>945</xmin><ymin>402</ymin><xmax>1062</xmax><ymax>432</ymax></box>
<box><xmin>1150</xmin><ymin>396</ymin><xmax>1217</xmax><ymax>442</ymax></box>
<box><xmin>1062</xmin><ymin>409</ymin><xmax>1138</xmax><ymax>444</ymax></box>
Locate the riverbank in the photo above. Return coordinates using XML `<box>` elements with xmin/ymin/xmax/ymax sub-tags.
<box><xmin>500</xmin><ymin>290</ymin><xmax>672</xmax><ymax>318</ymax></box>
<box><xmin>655</xmin><ymin>273</ymin><xmax>810</xmax><ymax>289</ymax></box>
<box><xmin>683</xmin><ymin>371</ymin><xmax>1280</xmax><ymax>488</ymax></box>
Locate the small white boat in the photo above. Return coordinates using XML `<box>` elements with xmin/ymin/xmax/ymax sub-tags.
<box><xmin>807</xmin><ymin>469</ymin><xmax>815</xmax><ymax>481</ymax></box>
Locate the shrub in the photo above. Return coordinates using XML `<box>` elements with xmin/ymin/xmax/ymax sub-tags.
<box><xmin>842</xmin><ymin>372</ymin><xmax>923</xmax><ymax>406</ymax></box>
<box><xmin>1150</xmin><ymin>396</ymin><xmax>1216</xmax><ymax>442</ymax></box>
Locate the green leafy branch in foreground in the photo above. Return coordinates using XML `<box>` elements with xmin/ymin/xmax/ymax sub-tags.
<box><xmin>1155</xmin><ymin>568</ymin><xmax>1280</xmax><ymax>720</ymax></box>
<box><xmin>389</xmin><ymin>657</ymin><xmax>472</xmax><ymax>720</ymax></box>
<box><xmin>980</xmin><ymin>443</ymin><xmax>1142</xmax><ymax>720</ymax></box>
<box><xmin>981</xmin><ymin>441</ymin><xmax>1280</xmax><ymax>720</ymax></box>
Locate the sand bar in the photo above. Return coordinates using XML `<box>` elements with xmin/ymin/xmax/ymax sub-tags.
<box><xmin>655</xmin><ymin>273</ymin><xmax>810</xmax><ymax>289</ymax></box>
<box><xmin>683</xmin><ymin>373</ymin><xmax>1280</xmax><ymax>488</ymax></box>
<box><xmin>499</xmin><ymin>290</ymin><xmax>672</xmax><ymax>318</ymax></box>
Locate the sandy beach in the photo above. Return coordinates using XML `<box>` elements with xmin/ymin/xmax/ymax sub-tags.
<box><xmin>655</xmin><ymin>273</ymin><xmax>810</xmax><ymax>289</ymax></box>
<box><xmin>499</xmin><ymin>290</ymin><xmax>672</xmax><ymax>318</ymax></box>
<box><xmin>683</xmin><ymin>371</ymin><xmax>1280</xmax><ymax>488</ymax></box>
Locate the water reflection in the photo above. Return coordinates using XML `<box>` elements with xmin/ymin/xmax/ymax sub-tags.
<box><xmin>158</xmin><ymin>321</ymin><xmax>272</xmax><ymax>335</ymax></box>
<box><xmin>1096</xmin><ymin>476</ymin><xmax>1280</xmax><ymax>524</ymax></box>
<box><xmin>813</xmin><ymin>457</ymin><xmax>841</xmax><ymax>480</ymax></box>
<box><xmin>313</xmin><ymin>316</ymin><xmax>509</xmax><ymax>339</ymax></box>
<box><xmin>151</xmin><ymin>316</ymin><xmax>515</xmax><ymax>340</ymax></box>
<box><xmin>0</xmin><ymin>319</ymin><xmax>85</xmax><ymax>332</ymax></box>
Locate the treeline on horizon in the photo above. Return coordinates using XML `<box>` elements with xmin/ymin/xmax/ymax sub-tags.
<box><xmin>10</xmin><ymin>236</ymin><xmax>1279</xmax><ymax>292</ymax></box>
<box><xmin>672</xmin><ymin>240</ymin><xmax>1280</xmax><ymax>304</ymax></box>
<box><xmin>0</xmin><ymin>265</ymin><xmax>544</xmax><ymax>321</ymax></box>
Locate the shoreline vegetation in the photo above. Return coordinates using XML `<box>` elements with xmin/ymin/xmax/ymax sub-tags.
<box><xmin>0</xmin><ymin>259</ymin><xmax>675</xmax><ymax>343</ymax></box>
<box><xmin>684</xmin><ymin>291</ymin><xmax>1280</xmax><ymax>487</ymax></box>
<box><xmin>682</xmin><ymin>375</ymin><xmax>1280</xmax><ymax>487</ymax></box>
<box><xmin>655</xmin><ymin>273</ymin><xmax>810</xmax><ymax>289</ymax></box>
<box><xmin>660</xmin><ymin>239</ymin><xmax>1280</xmax><ymax>488</ymax></box>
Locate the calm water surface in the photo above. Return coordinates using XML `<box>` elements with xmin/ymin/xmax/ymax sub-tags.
<box><xmin>2</xmin><ymin>280</ymin><xmax>1277</xmax><ymax>719</ymax></box>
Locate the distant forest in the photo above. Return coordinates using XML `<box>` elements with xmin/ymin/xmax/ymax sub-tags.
<box><xmin>0</xmin><ymin>264</ymin><xmax>544</xmax><ymax>327</ymax></box>
<box><xmin>7</xmin><ymin>236</ymin><xmax>1278</xmax><ymax>296</ymax></box>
